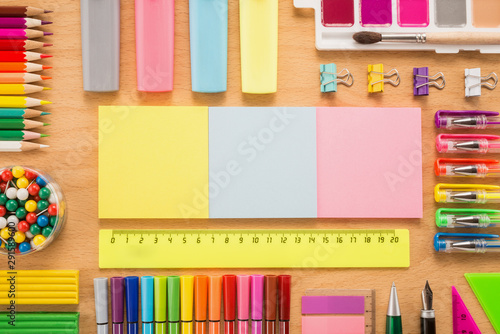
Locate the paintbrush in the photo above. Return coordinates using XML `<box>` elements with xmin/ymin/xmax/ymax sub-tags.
<box><xmin>353</xmin><ymin>31</ymin><xmax>500</xmax><ymax>45</ymax></box>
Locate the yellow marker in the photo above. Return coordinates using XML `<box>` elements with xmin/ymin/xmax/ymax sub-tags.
<box><xmin>180</xmin><ymin>275</ymin><xmax>194</xmax><ymax>334</ymax></box>
<box><xmin>435</xmin><ymin>183</ymin><xmax>500</xmax><ymax>204</ymax></box>
<box><xmin>239</xmin><ymin>0</ymin><xmax>278</xmax><ymax>94</ymax></box>
<box><xmin>0</xmin><ymin>84</ymin><xmax>50</xmax><ymax>95</ymax></box>
<box><xmin>0</xmin><ymin>96</ymin><xmax>51</xmax><ymax>108</ymax></box>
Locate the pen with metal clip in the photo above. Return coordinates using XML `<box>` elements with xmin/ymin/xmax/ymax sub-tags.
<box><xmin>436</xmin><ymin>134</ymin><xmax>500</xmax><ymax>154</ymax></box>
<box><xmin>435</xmin><ymin>184</ymin><xmax>500</xmax><ymax>204</ymax></box>
<box><xmin>435</xmin><ymin>158</ymin><xmax>500</xmax><ymax>178</ymax></box>
<box><xmin>434</xmin><ymin>233</ymin><xmax>500</xmax><ymax>253</ymax></box>
<box><xmin>436</xmin><ymin>208</ymin><xmax>500</xmax><ymax>228</ymax></box>
<box><xmin>435</xmin><ymin>110</ymin><xmax>500</xmax><ymax>129</ymax></box>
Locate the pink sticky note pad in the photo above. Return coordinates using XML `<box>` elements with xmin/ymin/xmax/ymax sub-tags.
<box><xmin>302</xmin><ymin>296</ymin><xmax>365</xmax><ymax>314</ymax></box>
<box><xmin>317</xmin><ymin>107</ymin><xmax>422</xmax><ymax>218</ymax></box>
<box><xmin>302</xmin><ymin>316</ymin><xmax>365</xmax><ymax>334</ymax></box>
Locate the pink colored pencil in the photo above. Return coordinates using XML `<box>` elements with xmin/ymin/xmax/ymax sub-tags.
<box><xmin>0</xmin><ymin>29</ymin><xmax>52</xmax><ymax>40</ymax></box>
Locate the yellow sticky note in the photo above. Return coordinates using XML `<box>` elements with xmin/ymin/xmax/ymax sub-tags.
<box><xmin>98</xmin><ymin>106</ymin><xmax>209</xmax><ymax>219</ymax></box>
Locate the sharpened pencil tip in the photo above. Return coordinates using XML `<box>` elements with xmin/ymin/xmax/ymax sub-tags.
<box><xmin>43</xmin><ymin>32</ymin><xmax>53</xmax><ymax>36</ymax></box>
<box><xmin>44</xmin><ymin>10</ymin><xmax>53</xmax><ymax>13</ymax></box>
<box><xmin>42</xmin><ymin>87</ymin><xmax>51</xmax><ymax>91</ymax></box>
<box><xmin>43</xmin><ymin>123</ymin><xmax>50</xmax><ymax>126</ymax></box>
<box><xmin>41</xmin><ymin>76</ymin><xmax>52</xmax><ymax>80</ymax></box>
<box><xmin>40</xmin><ymin>144</ymin><xmax>49</xmax><ymax>148</ymax></box>
<box><xmin>41</xmin><ymin>21</ymin><xmax>52</xmax><ymax>25</ymax></box>
<box><xmin>43</xmin><ymin>43</ymin><xmax>53</xmax><ymax>47</ymax></box>
<box><xmin>42</xmin><ymin>66</ymin><xmax>52</xmax><ymax>70</ymax></box>
<box><xmin>40</xmin><ymin>112</ymin><xmax>51</xmax><ymax>116</ymax></box>
<box><xmin>40</xmin><ymin>54</ymin><xmax>52</xmax><ymax>58</ymax></box>
<box><xmin>41</xmin><ymin>134</ymin><xmax>49</xmax><ymax>138</ymax></box>
<box><xmin>40</xmin><ymin>101</ymin><xmax>52</xmax><ymax>105</ymax></box>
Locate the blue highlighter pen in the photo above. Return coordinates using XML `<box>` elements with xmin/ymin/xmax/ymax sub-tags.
<box><xmin>125</xmin><ymin>276</ymin><xmax>139</xmax><ymax>334</ymax></box>
<box><xmin>141</xmin><ymin>276</ymin><xmax>154</xmax><ymax>334</ymax></box>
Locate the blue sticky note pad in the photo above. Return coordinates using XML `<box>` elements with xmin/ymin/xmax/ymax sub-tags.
<box><xmin>189</xmin><ymin>0</ymin><xmax>228</xmax><ymax>93</ymax></box>
<box><xmin>208</xmin><ymin>107</ymin><xmax>317</xmax><ymax>218</ymax></box>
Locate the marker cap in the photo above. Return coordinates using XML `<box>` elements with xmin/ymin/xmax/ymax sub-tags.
<box><xmin>223</xmin><ymin>275</ymin><xmax>236</xmax><ymax>321</ymax></box>
<box><xmin>195</xmin><ymin>275</ymin><xmax>208</xmax><ymax>321</ymax></box>
<box><xmin>94</xmin><ymin>277</ymin><xmax>109</xmax><ymax>332</ymax></box>
<box><xmin>110</xmin><ymin>277</ymin><xmax>124</xmax><ymax>323</ymax></box>
<box><xmin>154</xmin><ymin>276</ymin><xmax>167</xmax><ymax>322</ymax></box>
<box><xmin>180</xmin><ymin>275</ymin><xmax>194</xmax><ymax>321</ymax></box>
<box><xmin>278</xmin><ymin>275</ymin><xmax>291</xmax><ymax>321</ymax></box>
<box><xmin>265</xmin><ymin>275</ymin><xmax>277</xmax><ymax>320</ymax></box>
<box><xmin>124</xmin><ymin>276</ymin><xmax>139</xmax><ymax>323</ymax></box>
<box><xmin>237</xmin><ymin>275</ymin><xmax>250</xmax><ymax>320</ymax></box>
<box><xmin>141</xmin><ymin>276</ymin><xmax>155</xmax><ymax>322</ymax></box>
<box><xmin>251</xmin><ymin>275</ymin><xmax>264</xmax><ymax>320</ymax></box>
<box><xmin>208</xmin><ymin>276</ymin><xmax>222</xmax><ymax>321</ymax></box>
<box><xmin>168</xmin><ymin>276</ymin><xmax>180</xmax><ymax>321</ymax></box>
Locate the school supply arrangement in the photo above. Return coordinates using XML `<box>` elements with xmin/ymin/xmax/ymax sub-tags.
<box><xmin>0</xmin><ymin>6</ymin><xmax>51</xmax><ymax>151</ymax></box>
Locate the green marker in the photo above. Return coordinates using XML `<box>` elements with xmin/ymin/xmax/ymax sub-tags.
<box><xmin>386</xmin><ymin>282</ymin><xmax>403</xmax><ymax>334</ymax></box>
<box><xmin>436</xmin><ymin>208</ymin><xmax>500</xmax><ymax>228</ymax></box>
<box><xmin>168</xmin><ymin>276</ymin><xmax>180</xmax><ymax>334</ymax></box>
<box><xmin>155</xmin><ymin>276</ymin><xmax>168</xmax><ymax>334</ymax></box>
<box><xmin>0</xmin><ymin>130</ymin><xmax>48</xmax><ymax>141</ymax></box>
<box><xmin>0</xmin><ymin>108</ymin><xmax>50</xmax><ymax>119</ymax></box>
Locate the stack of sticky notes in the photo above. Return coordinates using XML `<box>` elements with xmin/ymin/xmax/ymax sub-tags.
<box><xmin>0</xmin><ymin>312</ymin><xmax>79</xmax><ymax>333</ymax></box>
<box><xmin>0</xmin><ymin>270</ymin><xmax>79</xmax><ymax>304</ymax></box>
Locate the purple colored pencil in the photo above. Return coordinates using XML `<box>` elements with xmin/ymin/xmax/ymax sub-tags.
<box><xmin>0</xmin><ymin>28</ymin><xmax>52</xmax><ymax>40</ymax></box>
<box><xmin>0</xmin><ymin>17</ymin><xmax>51</xmax><ymax>28</ymax></box>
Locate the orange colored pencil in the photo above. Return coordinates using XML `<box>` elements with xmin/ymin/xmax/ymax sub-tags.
<box><xmin>0</xmin><ymin>73</ymin><xmax>51</xmax><ymax>84</ymax></box>
<box><xmin>0</xmin><ymin>62</ymin><xmax>51</xmax><ymax>73</ymax></box>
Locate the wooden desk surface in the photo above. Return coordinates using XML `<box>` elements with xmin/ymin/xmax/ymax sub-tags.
<box><xmin>2</xmin><ymin>0</ymin><xmax>500</xmax><ymax>333</ymax></box>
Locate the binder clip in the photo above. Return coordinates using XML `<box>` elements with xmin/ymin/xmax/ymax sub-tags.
<box><xmin>465</xmin><ymin>68</ymin><xmax>497</xmax><ymax>97</ymax></box>
<box><xmin>368</xmin><ymin>64</ymin><xmax>400</xmax><ymax>93</ymax></box>
<box><xmin>320</xmin><ymin>63</ymin><xmax>353</xmax><ymax>93</ymax></box>
<box><xmin>413</xmin><ymin>67</ymin><xmax>445</xmax><ymax>96</ymax></box>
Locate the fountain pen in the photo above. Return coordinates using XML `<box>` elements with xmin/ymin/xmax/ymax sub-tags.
<box><xmin>421</xmin><ymin>281</ymin><xmax>436</xmax><ymax>334</ymax></box>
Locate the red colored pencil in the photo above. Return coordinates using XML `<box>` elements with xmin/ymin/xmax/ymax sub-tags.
<box><xmin>0</xmin><ymin>40</ymin><xmax>52</xmax><ymax>51</ymax></box>
<box><xmin>0</xmin><ymin>6</ymin><xmax>52</xmax><ymax>17</ymax></box>
<box><xmin>0</xmin><ymin>29</ymin><xmax>52</xmax><ymax>40</ymax></box>
<box><xmin>0</xmin><ymin>51</ymin><xmax>52</xmax><ymax>62</ymax></box>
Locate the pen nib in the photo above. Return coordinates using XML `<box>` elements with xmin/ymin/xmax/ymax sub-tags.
<box><xmin>454</xmin><ymin>215</ymin><xmax>481</xmax><ymax>227</ymax></box>
<box><xmin>387</xmin><ymin>282</ymin><xmax>401</xmax><ymax>316</ymax></box>
<box><xmin>422</xmin><ymin>281</ymin><xmax>433</xmax><ymax>311</ymax></box>
<box><xmin>451</xmin><ymin>192</ymin><xmax>478</xmax><ymax>202</ymax></box>
<box><xmin>452</xmin><ymin>165</ymin><xmax>479</xmax><ymax>176</ymax></box>
<box><xmin>454</xmin><ymin>141</ymin><xmax>481</xmax><ymax>151</ymax></box>
<box><xmin>451</xmin><ymin>117</ymin><xmax>478</xmax><ymax>127</ymax></box>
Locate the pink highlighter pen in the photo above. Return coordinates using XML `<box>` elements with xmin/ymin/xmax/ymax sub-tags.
<box><xmin>237</xmin><ymin>275</ymin><xmax>250</xmax><ymax>334</ymax></box>
<box><xmin>251</xmin><ymin>275</ymin><xmax>264</xmax><ymax>334</ymax></box>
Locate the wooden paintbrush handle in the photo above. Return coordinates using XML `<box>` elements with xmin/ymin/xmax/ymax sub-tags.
<box><xmin>427</xmin><ymin>32</ymin><xmax>500</xmax><ymax>44</ymax></box>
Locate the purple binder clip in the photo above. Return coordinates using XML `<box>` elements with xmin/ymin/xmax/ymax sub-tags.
<box><xmin>414</xmin><ymin>67</ymin><xmax>445</xmax><ymax>96</ymax></box>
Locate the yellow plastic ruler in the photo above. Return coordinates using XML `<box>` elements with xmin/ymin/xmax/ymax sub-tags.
<box><xmin>99</xmin><ymin>229</ymin><xmax>410</xmax><ymax>268</ymax></box>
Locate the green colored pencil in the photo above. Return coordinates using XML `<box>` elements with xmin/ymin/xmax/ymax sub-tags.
<box><xmin>0</xmin><ymin>108</ymin><xmax>50</xmax><ymax>119</ymax></box>
<box><xmin>0</xmin><ymin>119</ymin><xmax>48</xmax><ymax>130</ymax></box>
<box><xmin>0</xmin><ymin>130</ymin><xmax>47</xmax><ymax>141</ymax></box>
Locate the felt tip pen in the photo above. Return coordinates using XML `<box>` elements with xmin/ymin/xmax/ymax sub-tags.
<box><xmin>435</xmin><ymin>110</ymin><xmax>500</xmax><ymax>129</ymax></box>
<box><xmin>195</xmin><ymin>275</ymin><xmax>208</xmax><ymax>334</ymax></box>
<box><xmin>94</xmin><ymin>277</ymin><xmax>109</xmax><ymax>334</ymax></box>
<box><xmin>168</xmin><ymin>276</ymin><xmax>181</xmax><ymax>334</ymax></box>
<box><xmin>124</xmin><ymin>276</ymin><xmax>139</xmax><ymax>334</ymax></box>
<box><xmin>434</xmin><ymin>233</ymin><xmax>500</xmax><ymax>253</ymax></box>
<box><xmin>251</xmin><ymin>275</ymin><xmax>264</xmax><ymax>334</ymax></box>
<box><xmin>181</xmin><ymin>275</ymin><xmax>194</xmax><ymax>334</ymax></box>
<box><xmin>141</xmin><ymin>276</ymin><xmax>154</xmax><ymax>334</ymax></box>
<box><xmin>264</xmin><ymin>276</ymin><xmax>277</xmax><ymax>334</ymax></box>
<box><xmin>436</xmin><ymin>208</ymin><xmax>500</xmax><ymax>228</ymax></box>
<box><xmin>110</xmin><ymin>277</ymin><xmax>124</xmax><ymax>334</ymax></box>
<box><xmin>155</xmin><ymin>276</ymin><xmax>167</xmax><ymax>334</ymax></box>
<box><xmin>434</xmin><ymin>184</ymin><xmax>500</xmax><ymax>204</ymax></box>
<box><xmin>278</xmin><ymin>275</ymin><xmax>291</xmax><ymax>334</ymax></box>
<box><xmin>436</xmin><ymin>134</ymin><xmax>500</xmax><ymax>154</ymax></box>
<box><xmin>435</xmin><ymin>158</ymin><xmax>500</xmax><ymax>178</ymax></box>
<box><xmin>223</xmin><ymin>275</ymin><xmax>237</xmax><ymax>334</ymax></box>
<box><xmin>237</xmin><ymin>275</ymin><xmax>250</xmax><ymax>334</ymax></box>
<box><xmin>208</xmin><ymin>276</ymin><xmax>222</xmax><ymax>334</ymax></box>
<box><xmin>386</xmin><ymin>282</ymin><xmax>402</xmax><ymax>334</ymax></box>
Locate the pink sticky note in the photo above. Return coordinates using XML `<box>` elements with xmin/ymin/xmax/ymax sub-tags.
<box><xmin>302</xmin><ymin>316</ymin><xmax>365</xmax><ymax>334</ymax></box>
<box><xmin>317</xmin><ymin>107</ymin><xmax>422</xmax><ymax>218</ymax></box>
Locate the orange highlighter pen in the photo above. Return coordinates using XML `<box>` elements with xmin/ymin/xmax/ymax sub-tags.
<box><xmin>208</xmin><ymin>276</ymin><xmax>222</xmax><ymax>334</ymax></box>
<box><xmin>195</xmin><ymin>275</ymin><xmax>208</xmax><ymax>334</ymax></box>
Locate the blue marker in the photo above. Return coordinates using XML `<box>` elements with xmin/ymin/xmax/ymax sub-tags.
<box><xmin>141</xmin><ymin>276</ymin><xmax>154</xmax><ymax>334</ymax></box>
<box><xmin>125</xmin><ymin>276</ymin><xmax>139</xmax><ymax>334</ymax></box>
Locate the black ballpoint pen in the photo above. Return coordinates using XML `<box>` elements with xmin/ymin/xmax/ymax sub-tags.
<box><xmin>421</xmin><ymin>281</ymin><xmax>436</xmax><ymax>334</ymax></box>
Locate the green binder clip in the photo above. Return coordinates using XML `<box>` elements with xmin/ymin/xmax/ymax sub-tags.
<box><xmin>320</xmin><ymin>63</ymin><xmax>353</xmax><ymax>93</ymax></box>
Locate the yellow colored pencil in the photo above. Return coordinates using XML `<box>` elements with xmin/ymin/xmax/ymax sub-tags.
<box><xmin>0</xmin><ymin>96</ymin><xmax>51</xmax><ymax>108</ymax></box>
<box><xmin>0</xmin><ymin>84</ymin><xmax>50</xmax><ymax>95</ymax></box>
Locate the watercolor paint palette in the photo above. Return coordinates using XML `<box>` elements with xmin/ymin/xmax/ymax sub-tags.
<box><xmin>294</xmin><ymin>0</ymin><xmax>500</xmax><ymax>52</ymax></box>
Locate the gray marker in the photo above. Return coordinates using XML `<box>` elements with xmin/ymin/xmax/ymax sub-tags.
<box><xmin>81</xmin><ymin>0</ymin><xmax>120</xmax><ymax>92</ymax></box>
<box><xmin>94</xmin><ymin>277</ymin><xmax>109</xmax><ymax>334</ymax></box>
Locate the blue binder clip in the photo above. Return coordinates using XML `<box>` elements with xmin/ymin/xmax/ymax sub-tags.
<box><xmin>320</xmin><ymin>63</ymin><xmax>353</xmax><ymax>93</ymax></box>
<box><xmin>413</xmin><ymin>67</ymin><xmax>445</xmax><ymax>96</ymax></box>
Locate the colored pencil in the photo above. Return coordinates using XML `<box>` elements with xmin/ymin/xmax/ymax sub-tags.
<box><xmin>0</xmin><ymin>51</ymin><xmax>52</xmax><ymax>62</ymax></box>
<box><xmin>0</xmin><ymin>119</ymin><xmax>48</xmax><ymax>130</ymax></box>
<box><xmin>0</xmin><ymin>29</ymin><xmax>52</xmax><ymax>40</ymax></box>
<box><xmin>0</xmin><ymin>18</ymin><xmax>52</xmax><ymax>28</ymax></box>
<box><xmin>0</xmin><ymin>97</ymin><xmax>51</xmax><ymax>108</ymax></box>
<box><xmin>0</xmin><ymin>6</ymin><xmax>52</xmax><ymax>17</ymax></box>
<box><xmin>0</xmin><ymin>62</ymin><xmax>51</xmax><ymax>73</ymax></box>
<box><xmin>0</xmin><ymin>40</ymin><xmax>52</xmax><ymax>51</ymax></box>
<box><xmin>0</xmin><ymin>84</ymin><xmax>50</xmax><ymax>95</ymax></box>
<box><xmin>0</xmin><ymin>130</ymin><xmax>47</xmax><ymax>141</ymax></box>
<box><xmin>0</xmin><ymin>108</ymin><xmax>49</xmax><ymax>119</ymax></box>
<box><xmin>0</xmin><ymin>141</ymin><xmax>48</xmax><ymax>152</ymax></box>
<box><xmin>0</xmin><ymin>73</ymin><xmax>51</xmax><ymax>84</ymax></box>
